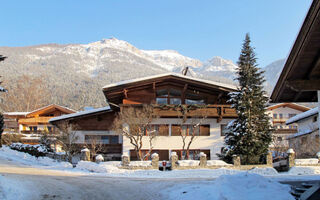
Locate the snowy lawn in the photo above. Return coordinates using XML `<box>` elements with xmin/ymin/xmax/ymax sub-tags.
<box><xmin>163</xmin><ymin>172</ymin><xmax>294</xmax><ymax>200</ymax></box>
<box><xmin>1</xmin><ymin>146</ymin><xmax>320</xmax><ymax>180</ymax></box>
<box><xmin>0</xmin><ymin>146</ymin><xmax>72</xmax><ymax>170</ymax></box>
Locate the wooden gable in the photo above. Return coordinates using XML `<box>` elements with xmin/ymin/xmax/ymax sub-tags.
<box><xmin>26</xmin><ymin>104</ymin><xmax>75</xmax><ymax>118</ymax></box>
<box><xmin>103</xmin><ymin>73</ymin><xmax>237</xmax><ymax>105</ymax></box>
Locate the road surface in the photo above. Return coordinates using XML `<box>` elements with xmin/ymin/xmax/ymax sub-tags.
<box><xmin>0</xmin><ymin>157</ymin><xmax>206</xmax><ymax>200</ymax></box>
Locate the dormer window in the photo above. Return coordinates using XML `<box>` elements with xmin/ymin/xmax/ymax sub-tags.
<box><xmin>185</xmin><ymin>92</ymin><xmax>205</xmax><ymax>105</ymax></box>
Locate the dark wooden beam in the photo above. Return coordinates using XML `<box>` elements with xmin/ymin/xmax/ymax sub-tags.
<box><xmin>214</xmin><ymin>92</ymin><xmax>223</xmax><ymax>104</ymax></box>
<box><xmin>286</xmin><ymin>80</ymin><xmax>320</xmax><ymax>91</ymax></box>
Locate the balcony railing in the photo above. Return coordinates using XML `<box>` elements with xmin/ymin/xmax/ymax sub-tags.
<box><xmin>19</xmin><ymin>117</ymin><xmax>53</xmax><ymax>125</ymax></box>
<box><xmin>151</xmin><ymin>104</ymin><xmax>237</xmax><ymax>118</ymax></box>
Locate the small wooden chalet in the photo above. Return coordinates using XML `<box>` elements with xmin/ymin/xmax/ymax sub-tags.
<box><xmin>51</xmin><ymin>73</ymin><xmax>238</xmax><ymax>161</ymax></box>
<box><xmin>19</xmin><ymin>104</ymin><xmax>75</xmax><ymax>134</ymax></box>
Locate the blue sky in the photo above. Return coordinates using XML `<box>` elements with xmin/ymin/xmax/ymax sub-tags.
<box><xmin>0</xmin><ymin>0</ymin><xmax>312</xmax><ymax>67</ymax></box>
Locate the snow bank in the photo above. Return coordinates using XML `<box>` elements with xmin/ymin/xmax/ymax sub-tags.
<box><xmin>0</xmin><ymin>146</ymin><xmax>72</xmax><ymax>169</ymax></box>
<box><xmin>248</xmin><ymin>167</ymin><xmax>279</xmax><ymax>176</ymax></box>
<box><xmin>76</xmin><ymin>161</ymin><xmax>128</xmax><ymax>174</ymax></box>
<box><xmin>207</xmin><ymin>160</ymin><xmax>232</xmax><ymax>166</ymax></box>
<box><xmin>178</xmin><ymin>160</ymin><xmax>200</xmax><ymax>166</ymax></box>
<box><xmin>164</xmin><ymin>173</ymin><xmax>294</xmax><ymax>200</ymax></box>
<box><xmin>129</xmin><ymin>161</ymin><xmax>152</xmax><ymax>167</ymax></box>
<box><xmin>295</xmin><ymin>158</ymin><xmax>319</xmax><ymax>165</ymax></box>
<box><xmin>288</xmin><ymin>166</ymin><xmax>320</xmax><ymax>175</ymax></box>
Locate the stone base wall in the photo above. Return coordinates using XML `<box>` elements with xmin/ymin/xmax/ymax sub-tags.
<box><xmin>288</xmin><ymin>131</ymin><xmax>320</xmax><ymax>158</ymax></box>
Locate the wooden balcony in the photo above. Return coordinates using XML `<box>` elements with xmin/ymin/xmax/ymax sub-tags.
<box><xmin>152</xmin><ymin>104</ymin><xmax>237</xmax><ymax>119</ymax></box>
<box><xmin>273</xmin><ymin>128</ymin><xmax>298</xmax><ymax>134</ymax></box>
<box><xmin>272</xmin><ymin>118</ymin><xmax>288</xmax><ymax>123</ymax></box>
<box><xmin>18</xmin><ymin>117</ymin><xmax>53</xmax><ymax>125</ymax></box>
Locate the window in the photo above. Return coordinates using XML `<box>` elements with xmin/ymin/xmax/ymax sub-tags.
<box><xmin>171</xmin><ymin>124</ymin><xmax>208</xmax><ymax>136</ymax></box>
<box><xmin>273</xmin><ymin>114</ymin><xmax>277</xmax><ymax>119</ymax></box>
<box><xmin>185</xmin><ymin>92</ymin><xmax>205</xmax><ymax>105</ymax></box>
<box><xmin>279</xmin><ymin>114</ymin><xmax>283</xmax><ymax>119</ymax></box>
<box><xmin>85</xmin><ymin>135</ymin><xmax>119</xmax><ymax>144</ymax></box>
<box><xmin>313</xmin><ymin>116</ymin><xmax>318</xmax><ymax>122</ymax></box>
<box><xmin>110</xmin><ymin>136</ymin><xmax>119</xmax><ymax>144</ymax></box>
<box><xmin>277</xmin><ymin>137</ymin><xmax>283</xmax><ymax>142</ymax></box>
<box><xmin>146</xmin><ymin>125</ymin><xmax>160</xmax><ymax>136</ymax></box>
<box><xmin>185</xmin><ymin>99</ymin><xmax>205</xmax><ymax>105</ymax></box>
<box><xmin>221</xmin><ymin>124</ymin><xmax>228</xmax><ymax>136</ymax></box>
<box><xmin>156</xmin><ymin>98</ymin><xmax>167</xmax><ymax>104</ymax></box>
<box><xmin>288</xmin><ymin>114</ymin><xmax>296</xmax><ymax>118</ymax></box>
<box><xmin>101</xmin><ymin>136</ymin><xmax>109</xmax><ymax>144</ymax></box>
<box><xmin>170</xmin><ymin>98</ymin><xmax>181</xmax><ymax>105</ymax></box>
<box><xmin>155</xmin><ymin>89</ymin><xmax>181</xmax><ymax>105</ymax></box>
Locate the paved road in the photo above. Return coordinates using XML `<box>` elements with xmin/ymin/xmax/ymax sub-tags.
<box><xmin>0</xmin><ymin>158</ymin><xmax>200</xmax><ymax>200</ymax></box>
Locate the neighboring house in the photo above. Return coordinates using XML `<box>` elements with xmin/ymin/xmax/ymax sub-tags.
<box><xmin>49</xmin><ymin>106</ymin><xmax>122</xmax><ymax>161</ymax></box>
<box><xmin>18</xmin><ymin>104</ymin><xmax>76</xmax><ymax>134</ymax></box>
<box><xmin>266</xmin><ymin>103</ymin><xmax>310</xmax><ymax>150</ymax></box>
<box><xmin>3</xmin><ymin>112</ymin><xmax>29</xmax><ymax>133</ymax></box>
<box><xmin>286</xmin><ymin>107</ymin><xmax>319</xmax><ymax>158</ymax></box>
<box><xmin>271</xmin><ymin>0</ymin><xmax>320</xmax><ymax>158</ymax></box>
<box><xmin>50</xmin><ymin>73</ymin><xmax>238</xmax><ymax>161</ymax></box>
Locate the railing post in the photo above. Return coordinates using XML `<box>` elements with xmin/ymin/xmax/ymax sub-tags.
<box><xmin>81</xmin><ymin>148</ymin><xmax>90</xmax><ymax>161</ymax></box>
<box><xmin>121</xmin><ymin>153</ymin><xmax>130</xmax><ymax>167</ymax></box>
<box><xmin>266</xmin><ymin>151</ymin><xmax>273</xmax><ymax>166</ymax></box>
<box><xmin>170</xmin><ymin>152</ymin><xmax>178</xmax><ymax>169</ymax></box>
<box><xmin>199</xmin><ymin>152</ymin><xmax>207</xmax><ymax>167</ymax></box>
<box><xmin>151</xmin><ymin>153</ymin><xmax>159</xmax><ymax>169</ymax></box>
<box><xmin>287</xmin><ymin>148</ymin><xmax>295</xmax><ymax>169</ymax></box>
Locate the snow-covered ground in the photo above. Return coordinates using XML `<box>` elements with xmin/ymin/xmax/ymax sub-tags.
<box><xmin>163</xmin><ymin>173</ymin><xmax>294</xmax><ymax>200</ymax></box>
<box><xmin>1</xmin><ymin>146</ymin><xmax>320</xmax><ymax>179</ymax></box>
<box><xmin>1</xmin><ymin>147</ymin><xmax>320</xmax><ymax>200</ymax></box>
<box><xmin>0</xmin><ymin>146</ymin><xmax>72</xmax><ymax>170</ymax></box>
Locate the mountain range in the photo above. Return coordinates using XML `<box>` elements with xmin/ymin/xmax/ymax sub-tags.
<box><xmin>0</xmin><ymin>38</ymin><xmax>285</xmax><ymax>111</ymax></box>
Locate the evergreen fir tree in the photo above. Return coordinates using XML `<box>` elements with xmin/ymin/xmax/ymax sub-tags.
<box><xmin>219</xmin><ymin>34</ymin><xmax>272</xmax><ymax>164</ymax></box>
<box><xmin>0</xmin><ymin>55</ymin><xmax>7</xmax><ymax>148</ymax></box>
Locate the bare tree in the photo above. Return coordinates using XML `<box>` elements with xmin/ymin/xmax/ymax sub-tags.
<box><xmin>85</xmin><ymin>135</ymin><xmax>104</xmax><ymax>160</ymax></box>
<box><xmin>271</xmin><ymin>134</ymin><xmax>288</xmax><ymax>159</ymax></box>
<box><xmin>175</xmin><ymin>105</ymin><xmax>208</xmax><ymax>160</ymax></box>
<box><xmin>0</xmin><ymin>75</ymin><xmax>51</xmax><ymax>112</ymax></box>
<box><xmin>54</xmin><ymin>121</ymin><xmax>80</xmax><ymax>163</ymax></box>
<box><xmin>114</xmin><ymin>105</ymin><xmax>157</xmax><ymax>161</ymax></box>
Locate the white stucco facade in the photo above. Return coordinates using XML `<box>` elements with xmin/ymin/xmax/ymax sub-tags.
<box><xmin>122</xmin><ymin>118</ymin><xmax>234</xmax><ymax>160</ymax></box>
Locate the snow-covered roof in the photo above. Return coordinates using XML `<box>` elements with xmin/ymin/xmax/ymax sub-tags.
<box><xmin>4</xmin><ymin>112</ymin><xmax>29</xmax><ymax>116</ymax></box>
<box><xmin>287</xmin><ymin>128</ymin><xmax>319</xmax><ymax>139</ymax></box>
<box><xmin>286</xmin><ymin>107</ymin><xmax>318</xmax><ymax>124</ymax></box>
<box><xmin>49</xmin><ymin>106</ymin><xmax>111</xmax><ymax>122</ymax></box>
<box><xmin>102</xmin><ymin>73</ymin><xmax>237</xmax><ymax>91</ymax></box>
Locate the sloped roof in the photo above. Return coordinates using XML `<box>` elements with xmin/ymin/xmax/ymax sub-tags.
<box><xmin>271</xmin><ymin>0</ymin><xmax>320</xmax><ymax>102</ymax></box>
<box><xmin>26</xmin><ymin>104</ymin><xmax>76</xmax><ymax>117</ymax></box>
<box><xmin>286</xmin><ymin>107</ymin><xmax>318</xmax><ymax>124</ymax></box>
<box><xmin>4</xmin><ymin>112</ymin><xmax>29</xmax><ymax>116</ymax></box>
<box><xmin>103</xmin><ymin>73</ymin><xmax>237</xmax><ymax>91</ymax></box>
<box><xmin>49</xmin><ymin>106</ymin><xmax>112</xmax><ymax>123</ymax></box>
